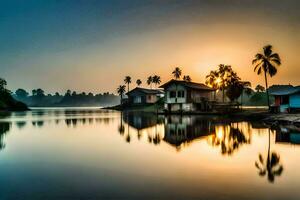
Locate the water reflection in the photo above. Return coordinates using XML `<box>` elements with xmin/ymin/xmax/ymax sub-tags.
<box><xmin>255</xmin><ymin>130</ymin><xmax>284</xmax><ymax>183</ymax></box>
<box><xmin>0</xmin><ymin>122</ymin><xmax>10</xmax><ymax>151</ymax></box>
<box><xmin>207</xmin><ymin>123</ymin><xmax>251</xmax><ymax>155</ymax></box>
<box><xmin>164</xmin><ymin>116</ymin><xmax>214</xmax><ymax>150</ymax></box>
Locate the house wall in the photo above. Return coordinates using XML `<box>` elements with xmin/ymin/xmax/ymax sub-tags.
<box><xmin>290</xmin><ymin>93</ymin><xmax>300</xmax><ymax>108</ymax></box>
<box><xmin>145</xmin><ymin>94</ymin><xmax>158</xmax><ymax>103</ymax></box>
<box><xmin>165</xmin><ymin>84</ymin><xmax>187</xmax><ymax>104</ymax></box>
<box><xmin>191</xmin><ymin>90</ymin><xmax>214</xmax><ymax>102</ymax></box>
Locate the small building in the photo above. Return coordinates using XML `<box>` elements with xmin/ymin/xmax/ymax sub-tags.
<box><xmin>126</xmin><ymin>87</ymin><xmax>164</xmax><ymax>105</ymax></box>
<box><xmin>159</xmin><ymin>79</ymin><xmax>216</xmax><ymax>112</ymax></box>
<box><xmin>269</xmin><ymin>85</ymin><xmax>300</xmax><ymax>113</ymax></box>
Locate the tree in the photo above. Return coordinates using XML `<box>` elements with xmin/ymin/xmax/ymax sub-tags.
<box><xmin>32</xmin><ymin>89</ymin><xmax>37</xmax><ymax>96</ymax></box>
<box><xmin>136</xmin><ymin>79</ymin><xmax>142</xmax><ymax>86</ymax></box>
<box><xmin>205</xmin><ymin>70</ymin><xmax>219</xmax><ymax>100</ymax></box>
<box><xmin>255</xmin><ymin>84</ymin><xmax>265</xmax><ymax>92</ymax></box>
<box><xmin>117</xmin><ymin>85</ymin><xmax>126</xmax><ymax>104</ymax></box>
<box><xmin>0</xmin><ymin>78</ymin><xmax>7</xmax><ymax>92</ymax></box>
<box><xmin>252</xmin><ymin>45</ymin><xmax>281</xmax><ymax>109</ymax></box>
<box><xmin>183</xmin><ymin>75</ymin><xmax>191</xmax><ymax>82</ymax></box>
<box><xmin>15</xmin><ymin>89</ymin><xmax>29</xmax><ymax>98</ymax></box>
<box><xmin>124</xmin><ymin>76</ymin><xmax>132</xmax><ymax>92</ymax></box>
<box><xmin>206</xmin><ymin>64</ymin><xmax>235</xmax><ymax>102</ymax></box>
<box><xmin>172</xmin><ymin>67</ymin><xmax>182</xmax><ymax>80</ymax></box>
<box><xmin>147</xmin><ymin>76</ymin><xmax>153</xmax><ymax>89</ymax></box>
<box><xmin>152</xmin><ymin>75</ymin><xmax>161</xmax><ymax>88</ymax></box>
<box><xmin>36</xmin><ymin>88</ymin><xmax>45</xmax><ymax>97</ymax></box>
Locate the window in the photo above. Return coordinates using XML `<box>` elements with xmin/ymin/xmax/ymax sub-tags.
<box><xmin>177</xmin><ymin>91</ymin><xmax>185</xmax><ymax>98</ymax></box>
<box><xmin>170</xmin><ymin>91</ymin><xmax>176</xmax><ymax>98</ymax></box>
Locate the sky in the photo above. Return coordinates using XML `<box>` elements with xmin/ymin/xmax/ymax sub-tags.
<box><xmin>0</xmin><ymin>0</ymin><xmax>299</xmax><ymax>94</ymax></box>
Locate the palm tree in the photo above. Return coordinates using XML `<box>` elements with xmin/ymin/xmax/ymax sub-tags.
<box><xmin>205</xmin><ymin>70</ymin><xmax>219</xmax><ymax>100</ymax></box>
<box><xmin>255</xmin><ymin>130</ymin><xmax>283</xmax><ymax>183</ymax></box>
<box><xmin>117</xmin><ymin>85</ymin><xmax>126</xmax><ymax>104</ymax></box>
<box><xmin>252</xmin><ymin>45</ymin><xmax>281</xmax><ymax>109</ymax></box>
<box><xmin>183</xmin><ymin>75</ymin><xmax>192</xmax><ymax>82</ymax></box>
<box><xmin>147</xmin><ymin>76</ymin><xmax>153</xmax><ymax>89</ymax></box>
<box><xmin>124</xmin><ymin>76</ymin><xmax>132</xmax><ymax>92</ymax></box>
<box><xmin>172</xmin><ymin>67</ymin><xmax>182</xmax><ymax>80</ymax></box>
<box><xmin>152</xmin><ymin>75</ymin><xmax>161</xmax><ymax>88</ymax></box>
<box><xmin>136</xmin><ymin>79</ymin><xmax>142</xmax><ymax>87</ymax></box>
<box><xmin>255</xmin><ymin>84</ymin><xmax>265</xmax><ymax>92</ymax></box>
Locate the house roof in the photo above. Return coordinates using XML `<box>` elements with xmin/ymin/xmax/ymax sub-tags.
<box><xmin>269</xmin><ymin>85</ymin><xmax>300</xmax><ymax>96</ymax></box>
<box><xmin>159</xmin><ymin>79</ymin><xmax>215</xmax><ymax>91</ymax></box>
<box><xmin>126</xmin><ymin>87</ymin><xmax>164</xmax><ymax>96</ymax></box>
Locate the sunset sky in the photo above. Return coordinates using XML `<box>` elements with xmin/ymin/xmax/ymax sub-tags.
<box><xmin>1</xmin><ymin>0</ymin><xmax>299</xmax><ymax>94</ymax></box>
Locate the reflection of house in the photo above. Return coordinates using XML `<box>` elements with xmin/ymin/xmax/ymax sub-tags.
<box><xmin>126</xmin><ymin>87</ymin><xmax>164</xmax><ymax>105</ymax></box>
<box><xmin>269</xmin><ymin>85</ymin><xmax>300</xmax><ymax>113</ymax></box>
<box><xmin>159</xmin><ymin>80</ymin><xmax>216</xmax><ymax>112</ymax></box>
<box><xmin>123</xmin><ymin>112</ymin><xmax>162</xmax><ymax>130</ymax></box>
<box><xmin>163</xmin><ymin>116</ymin><xmax>214</xmax><ymax>147</ymax></box>
<box><xmin>275</xmin><ymin>131</ymin><xmax>300</xmax><ymax>145</ymax></box>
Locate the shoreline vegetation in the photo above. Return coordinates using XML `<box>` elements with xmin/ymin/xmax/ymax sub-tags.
<box><xmin>0</xmin><ymin>78</ymin><xmax>28</xmax><ymax>112</ymax></box>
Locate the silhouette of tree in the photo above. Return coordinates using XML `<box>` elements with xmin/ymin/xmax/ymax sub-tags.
<box><xmin>183</xmin><ymin>75</ymin><xmax>192</xmax><ymax>82</ymax></box>
<box><xmin>15</xmin><ymin>89</ymin><xmax>29</xmax><ymax>98</ymax></box>
<box><xmin>206</xmin><ymin>64</ymin><xmax>237</xmax><ymax>102</ymax></box>
<box><xmin>147</xmin><ymin>76</ymin><xmax>153</xmax><ymax>89</ymax></box>
<box><xmin>152</xmin><ymin>75</ymin><xmax>161</xmax><ymax>88</ymax></box>
<box><xmin>136</xmin><ymin>79</ymin><xmax>142</xmax><ymax>86</ymax></box>
<box><xmin>36</xmin><ymin>88</ymin><xmax>45</xmax><ymax>97</ymax></box>
<box><xmin>255</xmin><ymin>84</ymin><xmax>265</xmax><ymax>92</ymax></box>
<box><xmin>172</xmin><ymin>67</ymin><xmax>182</xmax><ymax>80</ymax></box>
<box><xmin>124</xmin><ymin>76</ymin><xmax>132</xmax><ymax>92</ymax></box>
<box><xmin>252</xmin><ymin>45</ymin><xmax>281</xmax><ymax>108</ymax></box>
<box><xmin>117</xmin><ymin>85</ymin><xmax>126</xmax><ymax>104</ymax></box>
<box><xmin>0</xmin><ymin>78</ymin><xmax>7</xmax><ymax>92</ymax></box>
<box><xmin>255</xmin><ymin>130</ymin><xmax>283</xmax><ymax>183</ymax></box>
<box><xmin>32</xmin><ymin>89</ymin><xmax>37</xmax><ymax>96</ymax></box>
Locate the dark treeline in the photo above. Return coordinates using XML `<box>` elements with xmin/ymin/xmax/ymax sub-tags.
<box><xmin>13</xmin><ymin>88</ymin><xmax>119</xmax><ymax>107</ymax></box>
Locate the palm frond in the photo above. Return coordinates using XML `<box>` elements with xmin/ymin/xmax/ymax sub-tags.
<box><xmin>263</xmin><ymin>45</ymin><xmax>273</xmax><ymax>57</ymax></box>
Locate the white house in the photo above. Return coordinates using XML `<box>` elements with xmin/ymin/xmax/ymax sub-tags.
<box><xmin>159</xmin><ymin>79</ymin><xmax>216</xmax><ymax>112</ymax></box>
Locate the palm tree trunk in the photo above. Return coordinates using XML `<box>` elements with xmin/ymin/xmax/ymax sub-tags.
<box><xmin>264</xmin><ymin>71</ymin><xmax>270</xmax><ymax>109</ymax></box>
<box><xmin>127</xmin><ymin>83</ymin><xmax>130</xmax><ymax>93</ymax></box>
<box><xmin>222</xmin><ymin>89</ymin><xmax>225</xmax><ymax>103</ymax></box>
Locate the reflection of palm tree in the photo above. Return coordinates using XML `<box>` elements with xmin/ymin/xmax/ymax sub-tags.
<box><xmin>252</xmin><ymin>45</ymin><xmax>281</xmax><ymax>108</ymax></box>
<box><xmin>118</xmin><ymin>112</ymin><xmax>125</xmax><ymax>135</ymax></box>
<box><xmin>255</xmin><ymin>130</ymin><xmax>283</xmax><ymax>183</ymax></box>
<box><xmin>208</xmin><ymin>125</ymin><xmax>250</xmax><ymax>155</ymax></box>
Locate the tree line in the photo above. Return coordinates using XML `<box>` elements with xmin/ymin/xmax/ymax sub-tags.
<box><xmin>13</xmin><ymin>88</ymin><xmax>119</xmax><ymax>107</ymax></box>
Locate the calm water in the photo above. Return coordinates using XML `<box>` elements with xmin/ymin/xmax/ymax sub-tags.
<box><xmin>0</xmin><ymin>108</ymin><xmax>300</xmax><ymax>200</ymax></box>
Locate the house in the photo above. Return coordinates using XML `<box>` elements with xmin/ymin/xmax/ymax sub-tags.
<box><xmin>269</xmin><ymin>85</ymin><xmax>300</xmax><ymax>113</ymax></box>
<box><xmin>126</xmin><ymin>87</ymin><xmax>164</xmax><ymax>105</ymax></box>
<box><xmin>159</xmin><ymin>79</ymin><xmax>216</xmax><ymax>112</ymax></box>
<box><xmin>163</xmin><ymin>115</ymin><xmax>214</xmax><ymax>149</ymax></box>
